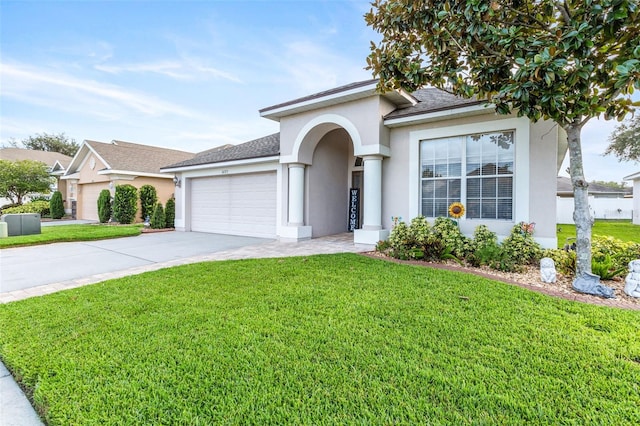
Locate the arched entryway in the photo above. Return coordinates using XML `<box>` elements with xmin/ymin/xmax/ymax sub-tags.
<box><xmin>307</xmin><ymin>128</ymin><xmax>353</xmax><ymax>237</ymax></box>
<box><xmin>282</xmin><ymin>114</ymin><xmax>388</xmax><ymax>244</ymax></box>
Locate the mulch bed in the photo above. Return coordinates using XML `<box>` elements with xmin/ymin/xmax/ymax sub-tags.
<box><xmin>361</xmin><ymin>252</ymin><xmax>640</xmax><ymax>311</ymax></box>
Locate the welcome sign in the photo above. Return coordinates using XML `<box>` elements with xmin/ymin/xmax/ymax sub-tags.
<box><xmin>348</xmin><ymin>188</ymin><xmax>360</xmax><ymax>232</ymax></box>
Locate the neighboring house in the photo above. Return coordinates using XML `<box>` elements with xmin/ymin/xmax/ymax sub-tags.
<box><xmin>163</xmin><ymin>79</ymin><xmax>568</xmax><ymax>248</ymax></box>
<box><xmin>624</xmin><ymin>171</ymin><xmax>640</xmax><ymax>225</ymax></box>
<box><xmin>556</xmin><ymin>176</ymin><xmax>633</xmax><ymax>223</ymax></box>
<box><xmin>0</xmin><ymin>148</ymin><xmax>72</xmax><ymax>208</ymax></box>
<box><xmin>62</xmin><ymin>140</ymin><xmax>194</xmax><ymax>221</ymax></box>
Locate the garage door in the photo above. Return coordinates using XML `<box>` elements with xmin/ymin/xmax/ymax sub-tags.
<box><xmin>190</xmin><ymin>172</ymin><xmax>277</xmax><ymax>238</ymax></box>
<box><xmin>80</xmin><ymin>183</ymin><xmax>106</xmax><ymax>221</ymax></box>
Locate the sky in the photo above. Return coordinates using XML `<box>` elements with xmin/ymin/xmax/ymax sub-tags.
<box><xmin>1</xmin><ymin>0</ymin><xmax>638</xmax><ymax>184</ymax></box>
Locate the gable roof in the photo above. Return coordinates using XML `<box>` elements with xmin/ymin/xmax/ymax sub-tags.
<box><xmin>557</xmin><ymin>176</ymin><xmax>632</xmax><ymax>196</ymax></box>
<box><xmin>0</xmin><ymin>148</ymin><xmax>72</xmax><ymax>169</ymax></box>
<box><xmin>384</xmin><ymin>88</ymin><xmax>484</xmax><ymax>120</ymax></box>
<box><xmin>163</xmin><ymin>133</ymin><xmax>280</xmax><ymax>170</ymax></box>
<box><xmin>66</xmin><ymin>140</ymin><xmax>194</xmax><ymax>177</ymax></box>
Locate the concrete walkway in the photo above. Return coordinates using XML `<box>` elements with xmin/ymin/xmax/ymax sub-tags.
<box><xmin>0</xmin><ymin>232</ymin><xmax>373</xmax><ymax>425</ymax></box>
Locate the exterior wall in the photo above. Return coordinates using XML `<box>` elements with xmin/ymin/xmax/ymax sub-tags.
<box><xmin>528</xmin><ymin>120</ymin><xmax>559</xmax><ymax>246</ymax></box>
<box><xmin>634</xmin><ymin>179</ymin><xmax>640</xmax><ymax>225</ymax></box>
<box><xmin>383</xmin><ymin>112</ymin><xmax>559</xmax><ymax>248</ymax></box>
<box><xmin>307</xmin><ymin>129</ymin><xmax>350</xmax><ymax>237</ymax></box>
<box><xmin>278</xmin><ymin>96</ymin><xmax>395</xmax><ymax>163</ymax></box>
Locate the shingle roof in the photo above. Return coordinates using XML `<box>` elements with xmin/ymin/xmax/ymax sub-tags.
<box><xmin>557</xmin><ymin>176</ymin><xmax>632</xmax><ymax>195</ymax></box>
<box><xmin>259</xmin><ymin>79</ymin><xmax>378</xmax><ymax>114</ymax></box>
<box><xmin>384</xmin><ymin>88</ymin><xmax>484</xmax><ymax>120</ymax></box>
<box><xmin>163</xmin><ymin>133</ymin><xmax>280</xmax><ymax>169</ymax></box>
<box><xmin>87</xmin><ymin>140</ymin><xmax>194</xmax><ymax>174</ymax></box>
<box><xmin>0</xmin><ymin>148</ymin><xmax>72</xmax><ymax>168</ymax></box>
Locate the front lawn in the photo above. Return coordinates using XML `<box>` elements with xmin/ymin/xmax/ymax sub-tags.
<box><xmin>1</xmin><ymin>254</ymin><xmax>638</xmax><ymax>424</ymax></box>
<box><xmin>557</xmin><ymin>219</ymin><xmax>639</xmax><ymax>247</ymax></box>
<box><xmin>0</xmin><ymin>224</ymin><xmax>142</xmax><ymax>248</ymax></box>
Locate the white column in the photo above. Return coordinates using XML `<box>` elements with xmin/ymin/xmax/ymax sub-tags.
<box><xmin>288</xmin><ymin>164</ymin><xmax>305</xmax><ymax>225</ymax></box>
<box><xmin>362</xmin><ymin>155</ymin><xmax>383</xmax><ymax>230</ymax></box>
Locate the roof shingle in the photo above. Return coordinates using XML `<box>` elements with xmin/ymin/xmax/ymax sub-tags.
<box><xmin>163</xmin><ymin>133</ymin><xmax>280</xmax><ymax>169</ymax></box>
<box><xmin>87</xmin><ymin>140</ymin><xmax>194</xmax><ymax>174</ymax></box>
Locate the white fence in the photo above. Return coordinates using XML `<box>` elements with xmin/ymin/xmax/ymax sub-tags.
<box><xmin>556</xmin><ymin>196</ymin><xmax>633</xmax><ymax>224</ymax></box>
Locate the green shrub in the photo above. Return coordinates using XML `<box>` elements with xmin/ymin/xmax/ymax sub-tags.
<box><xmin>97</xmin><ymin>189</ymin><xmax>112</xmax><ymax>223</ymax></box>
<box><xmin>431</xmin><ymin>217</ymin><xmax>471</xmax><ymax>258</ymax></box>
<box><xmin>113</xmin><ymin>184</ymin><xmax>138</xmax><ymax>224</ymax></box>
<box><xmin>1</xmin><ymin>200</ymin><xmax>50</xmax><ymax>216</ymax></box>
<box><xmin>150</xmin><ymin>202</ymin><xmax>165</xmax><ymax>229</ymax></box>
<box><xmin>139</xmin><ymin>185</ymin><xmax>158</xmax><ymax>222</ymax></box>
<box><xmin>471</xmin><ymin>225</ymin><xmax>498</xmax><ymax>252</ymax></box>
<box><xmin>165</xmin><ymin>197</ymin><xmax>175</xmax><ymax>228</ymax></box>
<box><xmin>591</xmin><ymin>255</ymin><xmax>626</xmax><ymax>280</ymax></box>
<box><xmin>542</xmin><ymin>249</ymin><xmax>577</xmax><ymax>276</ymax></box>
<box><xmin>501</xmin><ymin>222</ymin><xmax>543</xmax><ymax>267</ymax></box>
<box><xmin>49</xmin><ymin>191</ymin><xmax>65</xmax><ymax>219</ymax></box>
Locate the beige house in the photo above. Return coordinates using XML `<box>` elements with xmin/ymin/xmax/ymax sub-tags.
<box><xmin>0</xmin><ymin>148</ymin><xmax>72</xmax><ymax>207</ymax></box>
<box><xmin>63</xmin><ymin>140</ymin><xmax>193</xmax><ymax>221</ymax></box>
<box><xmin>624</xmin><ymin>171</ymin><xmax>640</xmax><ymax>225</ymax></box>
<box><xmin>163</xmin><ymin>80</ymin><xmax>567</xmax><ymax>248</ymax></box>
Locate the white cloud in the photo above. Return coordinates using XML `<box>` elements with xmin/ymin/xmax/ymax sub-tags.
<box><xmin>1</xmin><ymin>62</ymin><xmax>206</xmax><ymax>119</ymax></box>
<box><xmin>94</xmin><ymin>58</ymin><xmax>242</xmax><ymax>83</ymax></box>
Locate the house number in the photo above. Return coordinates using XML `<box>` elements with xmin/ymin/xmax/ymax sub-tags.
<box><xmin>221</xmin><ymin>170</ymin><xmax>229</xmax><ymax>174</ymax></box>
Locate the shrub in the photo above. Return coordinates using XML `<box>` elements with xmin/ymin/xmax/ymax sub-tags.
<box><xmin>1</xmin><ymin>200</ymin><xmax>50</xmax><ymax>216</ymax></box>
<box><xmin>49</xmin><ymin>191</ymin><xmax>65</xmax><ymax>219</ymax></box>
<box><xmin>501</xmin><ymin>222</ymin><xmax>543</xmax><ymax>268</ymax></box>
<box><xmin>431</xmin><ymin>217</ymin><xmax>471</xmax><ymax>258</ymax></box>
<box><xmin>150</xmin><ymin>202</ymin><xmax>165</xmax><ymax>229</ymax></box>
<box><xmin>113</xmin><ymin>184</ymin><xmax>138</xmax><ymax>224</ymax></box>
<box><xmin>471</xmin><ymin>225</ymin><xmax>498</xmax><ymax>252</ymax></box>
<box><xmin>165</xmin><ymin>197</ymin><xmax>176</xmax><ymax>228</ymax></box>
<box><xmin>139</xmin><ymin>185</ymin><xmax>158</xmax><ymax>222</ymax></box>
<box><xmin>97</xmin><ymin>189</ymin><xmax>112</xmax><ymax>223</ymax></box>
<box><xmin>542</xmin><ymin>249</ymin><xmax>577</xmax><ymax>276</ymax></box>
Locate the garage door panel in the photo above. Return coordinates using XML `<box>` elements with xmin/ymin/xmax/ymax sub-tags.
<box><xmin>190</xmin><ymin>172</ymin><xmax>276</xmax><ymax>238</ymax></box>
<box><xmin>80</xmin><ymin>184</ymin><xmax>106</xmax><ymax>221</ymax></box>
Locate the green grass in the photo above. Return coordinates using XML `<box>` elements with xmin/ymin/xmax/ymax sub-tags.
<box><xmin>0</xmin><ymin>224</ymin><xmax>142</xmax><ymax>248</ymax></box>
<box><xmin>1</xmin><ymin>254</ymin><xmax>638</xmax><ymax>425</ymax></box>
<box><xmin>557</xmin><ymin>220</ymin><xmax>640</xmax><ymax>247</ymax></box>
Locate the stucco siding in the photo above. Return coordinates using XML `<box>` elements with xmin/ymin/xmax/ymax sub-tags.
<box><xmin>634</xmin><ymin>180</ymin><xmax>640</xmax><ymax>225</ymax></box>
<box><xmin>383</xmin><ymin>112</ymin><xmax>558</xmax><ymax>247</ymax></box>
<box><xmin>279</xmin><ymin>96</ymin><xmax>391</xmax><ymax>163</ymax></box>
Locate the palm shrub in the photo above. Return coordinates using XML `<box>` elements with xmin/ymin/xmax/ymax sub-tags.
<box><xmin>150</xmin><ymin>202</ymin><xmax>165</xmax><ymax>229</ymax></box>
<box><xmin>49</xmin><ymin>190</ymin><xmax>64</xmax><ymax>219</ymax></box>
<box><xmin>97</xmin><ymin>189</ymin><xmax>112</xmax><ymax>223</ymax></box>
<box><xmin>139</xmin><ymin>185</ymin><xmax>157</xmax><ymax>222</ymax></box>
<box><xmin>165</xmin><ymin>197</ymin><xmax>176</xmax><ymax>228</ymax></box>
<box><xmin>113</xmin><ymin>184</ymin><xmax>138</xmax><ymax>224</ymax></box>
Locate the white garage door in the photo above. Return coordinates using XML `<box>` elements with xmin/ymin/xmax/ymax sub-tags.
<box><xmin>80</xmin><ymin>183</ymin><xmax>106</xmax><ymax>221</ymax></box>
<box><xmin>190</xmin><ymin>172</ymin><xmax>277</xmax><ymax>238</ymax></box>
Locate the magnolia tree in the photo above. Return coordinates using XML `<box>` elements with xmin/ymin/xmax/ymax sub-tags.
<box><xmin>366</xmin><ymin>0</ymin><xmax>640</xmax><ymax>281</ymax></box>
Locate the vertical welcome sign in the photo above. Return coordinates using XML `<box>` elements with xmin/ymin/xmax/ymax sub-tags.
<box><xmin>348</xmin><ymin>188</ymin><xmax>360</xmax><ymax>232</ymax></box>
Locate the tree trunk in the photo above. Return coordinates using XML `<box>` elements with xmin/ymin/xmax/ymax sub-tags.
<box><xmin>564</xmin><ymin>119</ymin><xmax>592</xmax><ymax>277</ymax></box>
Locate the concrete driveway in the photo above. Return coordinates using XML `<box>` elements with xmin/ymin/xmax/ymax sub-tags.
<box><xmin>0</xmin><ymin>232</ymin><xmax>271</xmax><ymax>294</ymax></box>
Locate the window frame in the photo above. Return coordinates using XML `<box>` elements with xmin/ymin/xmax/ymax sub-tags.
<box><xmin>408</xmin><ymin>117</ymin><xmax>530</xmax><ymax>224</ymax></box>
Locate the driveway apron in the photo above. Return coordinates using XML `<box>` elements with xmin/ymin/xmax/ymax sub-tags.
<box><xmin>0</xmin><ymin>232</ymin><xmax>270</xmax><ymax>294</ymax></box>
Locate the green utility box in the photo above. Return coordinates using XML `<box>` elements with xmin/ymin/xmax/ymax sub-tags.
<box><xmin>0</xmin><ymin>213</ymin><xmax>41</xmax><ymax>236</ymax></box>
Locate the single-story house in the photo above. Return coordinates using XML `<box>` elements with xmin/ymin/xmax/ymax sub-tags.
<box><xmin>556</xmin><ymin>176</ymin><xmax>633</xmax><ymax>223</ymax></box>
<box><xmin>62</xmin><ymin>140</ymin><xmax>194</xmax><ymax>221</ymax></box>
<box><xmin>0</xmin><ymin>148</ymin><xmax>72</xmax><ymax>208</ymax></box>
<box><xmin>162</xmin><ymin>79</ymin><xmax>567</xmax><ymax>248</ymax></box>
<box><xmin>624</xmin><ymin>171</ymin><xmax>640</xmax><ymax>225</ymax></box>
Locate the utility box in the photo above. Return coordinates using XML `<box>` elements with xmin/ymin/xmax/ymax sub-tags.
<box><xmin>0</xmin><ymin>213</ymin><xmax>41</xmax><ymax>236</ymax></box>
<box><xmin>0</xmin><ymin>222</ymin><xmax>7</xmax><ymax>238</ymax></box>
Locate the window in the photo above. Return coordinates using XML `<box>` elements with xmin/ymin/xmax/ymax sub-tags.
<box><xmin>420</xmin><ymin>131</ymin><xmax>514</xmax><ymax>220</ymax></box>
